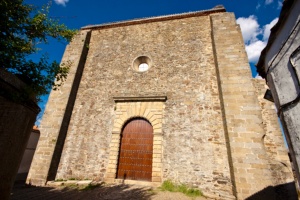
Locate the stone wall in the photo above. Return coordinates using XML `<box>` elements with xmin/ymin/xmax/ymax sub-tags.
<box><xmin>27</xmin><ymin>8</ymin><xmax>294</xmax><ymax>200</ymax></box>
<box><xmin>54</xmin><ymin>13</ymin><xmax>233</xmax><ymax>199</ymax></box>
<box><xmin>253</xmin><ymin>79</ymin><xmax>294</xmax><ymax>185</ymax></box>
<box><xmin>0</xmin><ymin>69</ymin><xmax>40</xmax><ymax>200</ymax></box>
<box><xmin>26</xmin><ymin>30</ymin><xmax>91</xmax><ymax>186</ymax></box>
<box><xmin>210</xmin><ymin>13</ymin><xmax>294</xmax><ymax>199</ymax></box>
<box><xmin>256</xmin><ymin>0</ymin><xmax>300</xmax><ymax>191</ymax></box>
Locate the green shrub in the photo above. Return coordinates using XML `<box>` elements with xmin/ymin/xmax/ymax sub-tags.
<box><xmin>160</xmin><ymin>180</ymin><xmax>202</xmax><ymax>197</ymax></box>
<box><xmin>54</xmin><ymin>179</ymin><xmax>65</xmax><ymax>182</ymax></box>
<box><xmin>185</xmin><ymin>188</ymin><xmax>202</xmax><ymax>197</ymax></box>
<box><xmin>160</xmin><ymin>180</ymin><xmax>176</xmax><ymax>192</ymax></box>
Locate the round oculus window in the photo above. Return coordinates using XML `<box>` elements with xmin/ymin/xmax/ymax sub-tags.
<box><xmin>133</xmin><ymin>56</ymin><xmax>151</xmax><ymax>72</ymax></box>
<box><xmin>139</xmin><ymin>63</ymin><xmax>149</xmax><ymax>72</ymax></box>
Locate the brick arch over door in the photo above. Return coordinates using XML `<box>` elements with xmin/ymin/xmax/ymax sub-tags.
<box><xmin>117</xmin><ymin>117</ymin><xmax>153</xmax><ymax>181</ymax></box>
<box><xmin>105</xmin><ymin>100</ymin><xmax>165</xmax><ymax>184</ymax></box>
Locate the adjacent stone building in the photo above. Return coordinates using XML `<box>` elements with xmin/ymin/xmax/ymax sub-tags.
<box><xmin>27</xmin><ymin>6</ymin><xmax>295</xmax><ymax>199</ymax></box>
<box><xmin>15</xmin><ymin>126</ymin><xmax>40</xmax><ymax>182</ymax></box>
<box><xmin>256</xmin><ymin>0</ymin><xmax>300</xmax><ymax>191</ymax></box>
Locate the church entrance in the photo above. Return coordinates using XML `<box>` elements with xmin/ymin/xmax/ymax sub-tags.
<box><xmin>116</xmin><ymin>118</ymin><xmax>153</xmax><ymax>181</ymax></box>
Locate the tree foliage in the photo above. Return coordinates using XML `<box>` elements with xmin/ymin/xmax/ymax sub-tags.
<box><xmin>0</xmin><ymin>0</ymin><xmax>77</xmax><ymax>100</ymax></box>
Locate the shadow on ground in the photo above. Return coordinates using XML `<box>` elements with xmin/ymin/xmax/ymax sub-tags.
<box><xmin>11</xmin><ymin>182</ymin><xmax>154</xmax><ymax>200</ymax></box>
<box><xmin>245</xmin><ymin>181</ymin><xmax>298</xmax><ymax>200</ymax></box>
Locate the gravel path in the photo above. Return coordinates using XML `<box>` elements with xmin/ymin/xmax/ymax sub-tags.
<box><xmin>11</xmin><ymin>183</ymin><xmax>210</xmax><ymax>200</ymax></box>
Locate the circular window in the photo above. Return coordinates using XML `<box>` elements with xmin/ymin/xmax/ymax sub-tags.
<box><xmin>133</xmin><ymin>56</ymin><xmax>151</xmax><ymax>72</ymax></box>
<box><xmin>139</xmin><ymin>63</ymin><xmax>149</xmax><ymax>72</ymax></box>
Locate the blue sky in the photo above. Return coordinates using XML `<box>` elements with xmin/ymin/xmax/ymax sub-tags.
<box><xmin>25</xmin><ymin>0</ymin><xmax>283</xmax><ymax>123</ymax></box>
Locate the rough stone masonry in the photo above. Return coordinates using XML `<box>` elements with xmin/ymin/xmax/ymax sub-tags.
<box><xmin>27</xmin><ymin>6</ymin><xmax>295</xmax><ymax>200</ymax></box>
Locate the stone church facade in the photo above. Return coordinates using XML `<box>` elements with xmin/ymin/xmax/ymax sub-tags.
<box><xmin>27</xmin><ymin>6</ymin><xmax>294</xmax><ymax>199</ymax></box>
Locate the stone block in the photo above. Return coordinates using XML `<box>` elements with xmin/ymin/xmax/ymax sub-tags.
<box><xmin>152</xmin><ymin>177</ymin><xmax>162</xmax><ymax>182</ymax></box>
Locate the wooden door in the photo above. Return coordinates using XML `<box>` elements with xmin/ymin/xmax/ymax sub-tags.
<box><xmin>117</xmin><ymin>118</ymin><xmax>153</xmax><ymax>181</ymax></box>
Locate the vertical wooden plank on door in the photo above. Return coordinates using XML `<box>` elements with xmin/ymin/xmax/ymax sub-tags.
<box><xmin>117</xmin><ymin>118</ymin><xmax>153</xmax><ymax>181</ymax></box>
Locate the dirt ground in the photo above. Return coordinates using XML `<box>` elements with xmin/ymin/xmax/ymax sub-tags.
<box><xmin>11</xmin><ymin>183</ymin><xmax>210</xmax><ymax>200</ymax></box>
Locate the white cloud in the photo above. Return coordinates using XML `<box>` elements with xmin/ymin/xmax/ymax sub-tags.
<box><xmin>263</xmin><ymin>18</ymin><xmax>278</xmax><ymax>41</ymax></box>
<box><xmin>54</xmin><ymin>0</ymin><xmax>69</xmax><ymax>6</ymax></box>
<box><xmin>265</xmin><ymin>0</ymin><xmax>273</xmax><ymax>5</ymax></box>
<box><xmin>256</xmin><ymin>3</ymin><xmax>261</xmax><ymax>10</ymax></box>
<box><xmin>236</xmin><ymin>15</ymin><xmax>261</xmax><ymax>44</ymax></box>
<box><xmin>237</xmin><ymin>16</ymin><xmax>278</xmax><ymax>63</ymax></box>
<box><xmin>245</xmin><ymin>40</ymin><xmax>267</xmax><ymax>63</ymax></box>
<box><xmin>277</xmin><ymin>1</ymin><xmax>283</xmax><ymax>9</ymax></box>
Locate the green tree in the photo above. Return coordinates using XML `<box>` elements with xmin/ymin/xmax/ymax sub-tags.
<box><xmin>0</xmin><ymin>0</ymin><xmax>76</xmax><ymax>100</ymax></box>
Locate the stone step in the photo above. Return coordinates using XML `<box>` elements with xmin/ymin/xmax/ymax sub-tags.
<box><xmin>46</xmin><ymin>180</ymin><xmax>93</xmax><ymax>187</ymax></box>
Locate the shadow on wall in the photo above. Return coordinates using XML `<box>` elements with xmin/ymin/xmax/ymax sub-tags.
<box><xmin>245</xmin><ymin>182</ymin><xmax>298</xmax><ymax>200</ymax></box>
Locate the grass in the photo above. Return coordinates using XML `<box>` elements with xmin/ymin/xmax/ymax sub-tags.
<box><xmin>160</xmin><ymin>180</ymin><xmax>202</xmax><ymax>197</ymax></box>
<box><xmin>54</xmin><ymin>179</ymin><xmax>66</xmax><ymax>182</ymax></box>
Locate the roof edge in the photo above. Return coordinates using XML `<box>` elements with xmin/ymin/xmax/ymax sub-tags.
<box><xmin>256</xmin><ymin>0</ymin><xmax>295</xmax><ymax>78</ymax></box>
<box><xmin>81</xmin><ymin>6</ymin><xmax>226</xmax><ymax>30</ymax></box>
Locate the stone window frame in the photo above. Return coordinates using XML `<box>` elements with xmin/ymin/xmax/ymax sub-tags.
<box><xmin>132</xmin><ymin>56</ymin><xmax>152</xmax><ymax>72</ymax></box>
<box><xmin>105</xmin><ymin>96</ymin><xmax>166</xmax><ymax>185</ymax></box>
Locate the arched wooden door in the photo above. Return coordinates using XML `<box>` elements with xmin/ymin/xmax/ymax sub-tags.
<box><xmin>117</xmin><ymin>118</ymin><xmax>153</xmax><ymax>181</ymax></box>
